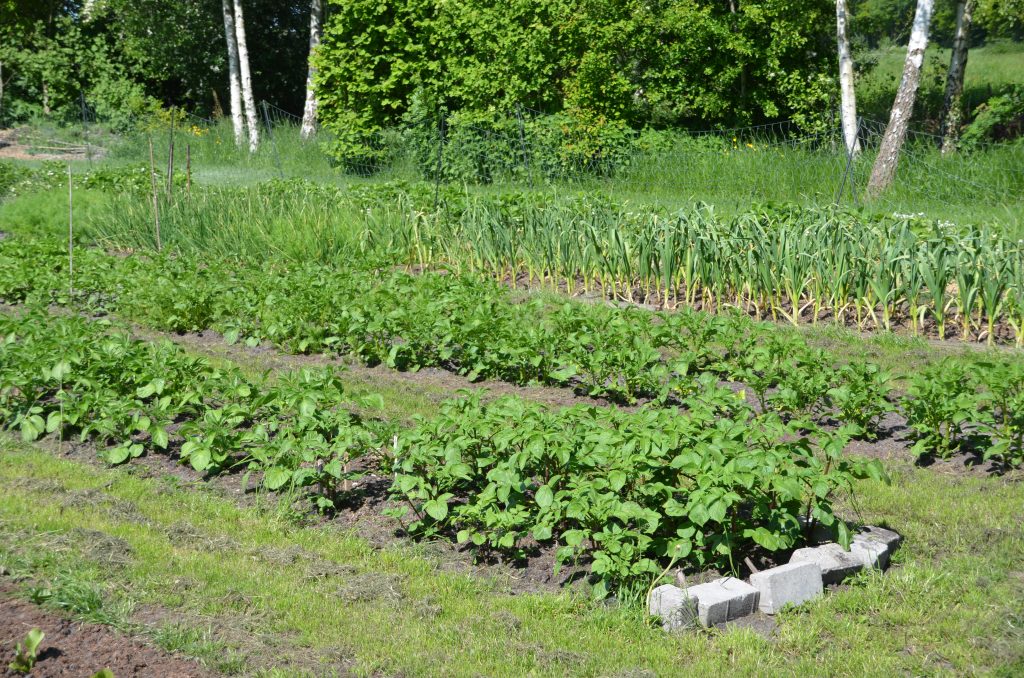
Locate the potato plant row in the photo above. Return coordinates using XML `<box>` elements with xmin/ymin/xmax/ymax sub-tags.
<box><xmin>0</xmin><ymin>235</ymin><xmax>1021</xmax><ymax>466</ymax></box>
<box><xmin>389</xmin><ymin>393</ymin><xmax>886</xmax><ymax>597</ymax></box>
<box><xmin>0</xmin><ymin>310</ymin><xmax>382</xmax><ymax>510</ymax></box>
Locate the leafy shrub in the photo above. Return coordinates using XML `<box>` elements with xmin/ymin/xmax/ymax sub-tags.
<box><xmin>961</xmin><ymin>86</ymin><xmax>1024</xmax><ymax>147</ymax></box>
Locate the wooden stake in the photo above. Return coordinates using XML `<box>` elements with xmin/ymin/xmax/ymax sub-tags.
<box><xmin>148</xmin><ymin>137</ymin><xmax>162</xmax><ymax>251</ymax></box>
<box><xmin>166</xmin><ymin>107</ymin><xmax>175</xmax><ymax>196</ymax></box>
<box><xmin>67</xmin><ymin>163</ymin><xmax>73</xmax><ymax>297</ymax></box>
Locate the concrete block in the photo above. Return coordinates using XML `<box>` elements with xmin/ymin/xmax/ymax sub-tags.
<box><xmin>685</xmin><ymin>577</ymin><xmax>759</xmax><ymax>626</ymax></box>
<box><xmin>848</xmin><ymin>526</ymin><xmax>902</xmax><ymax>570</ymax></box>
<box><xmin>647</xmin><ymin>584</ymin><xmax>697</xmax><ymax>631</ymax></box>
<box><xmin>850</xmin><ymin>538</ymin><xmax>888</xmax><ymax>569</ymax></box>
<box><xmin>789</xmin><ymin>543</ymin><xmax>863</xmax><ymax>585</ymax></box>
<box><xmin>857</xmin><ymin>525</ymin><xmax>902</xmax><ymax>550</ymax></box>
<box><xmin>749</xmin><ymin>562</ymin><xmax>823</xmax><ymax>614</ymax></box>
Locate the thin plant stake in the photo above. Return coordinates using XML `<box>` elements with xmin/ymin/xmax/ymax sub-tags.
<box><xmin>67</xmin><ymin>163</ymin><xmax>73</xmax><ymax>297</ymax></box>
<box><xmin>166</xmin><ymin>107</ymin><xmax>175</xmax><ymax>196</ymax></box>
<box><xmin>148</xmin><ymin>136</ymin><xmax>162</xmax><ymax>251</ymax></box>
<box><xmin>186</xmin><ymin>142</ymin><xmax>192</xmax><ymax>199</ymax></box>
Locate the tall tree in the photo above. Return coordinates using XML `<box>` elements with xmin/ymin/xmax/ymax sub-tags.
<box><xmin>233</xmin><ymin>0</ymin><xmax>259</xmax><ymax>152</ymax></box>
<box><xmin>221</xmin><ymin>0</ymin><xmax>245</xmax><ymax>146</ymax></box>
<box><xmin>300</xmin><ymin>0</ymin><xmax>324</xmax><ymax>139</ymax></box>
<box><xmin>836</xmin><ymin>0</ymin><xmax>859</xmax><ymax>154</ymax></box>
<box><xmin>940</xmin><ymin>1</ymin><xmax>973</xmax><ymax>153</ymax></box>
<box><xmin>866</xmin><ymin>0</ymin><xmax>934</xmax><ymax>197</ymax></box>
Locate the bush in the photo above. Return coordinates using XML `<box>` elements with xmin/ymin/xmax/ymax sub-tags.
<box><xmin>961</xmin><ymin>86</ymin><xmax>1024</xmax><ymax>147</ymax></box>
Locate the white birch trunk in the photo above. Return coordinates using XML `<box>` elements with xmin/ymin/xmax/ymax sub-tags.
<box><xmin>837</xmin><ymin>0</ymin><xmax>860</xmax><ymax>154</ymax></box>
<box><xmin>233</xmin><ymin>0</ymin><xmax>260</xmax><ymax>152</ymax></box>
<box><xmin>867</xmin><ymin>0</ymin><xmax>934</xmax><ymax>197</ymax></box>
<box><xmin>221</xmin><ymin>0</ymin><xmax>245</xmax><ymax>146</ymax></box>
<box><xmin>940</xmin><ymin>1</ymin><xmax>973</xmax><ymax>154</ymax></box>
<box><xmin>300</xmin><ymin>0</ymin><xmax>324</xmax><ymax>140</ymax></box>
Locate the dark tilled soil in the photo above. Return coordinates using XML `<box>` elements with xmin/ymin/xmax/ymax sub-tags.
<box><xmin>0</xmin><ymin>584</ymin><xmax>209</xmax><ymax>678</ymax></box>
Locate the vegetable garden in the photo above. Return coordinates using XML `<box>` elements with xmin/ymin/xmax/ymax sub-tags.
<box><xmin>0</xmin><ymin>149</ymin><xmax>1022</xmax><ymax>675</ymax></box>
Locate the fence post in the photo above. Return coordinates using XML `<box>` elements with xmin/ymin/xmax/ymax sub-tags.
<box><xmin>261</xmin><ymin>101</ymin><xmax>285</xmax><ymax>179</ymax></box>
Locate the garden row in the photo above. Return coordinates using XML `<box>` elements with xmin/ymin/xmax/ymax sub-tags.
<box><xmin>396</xmin><ymin>198</ymin><xmax>1024</xmax><ymax>343</ymax></box>
<box><xmin>1</xmin><ymin>234</ymin><xmax>1022</xmax><ymax>466</ymax></box>
<box><xmin>0</xmin><ymin>309</ymin><xmax>884</xmax><ymax>597</ymax></box>
<box><xmin>86</xmin><ymin>175</ymin><xmax>1024</xmax><ymax>343</ymax></box>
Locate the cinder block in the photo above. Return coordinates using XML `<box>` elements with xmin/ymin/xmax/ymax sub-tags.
<box><xmin>685</xmin><ymin>577</ymin><xmax>759</xmax><ymax>626</ymax></box>
<box><xmin>648</xmin><ymin>584</ymin><xmax>697</xmax><ymax>630</ymax></box>
<box><xmin>749</xmin><ymin>562</ymin><xmax>823</xmax><ymax>614</ymax></box>
<box><xmin>790</xmin><ymin>543</ymin><xmax>863</xmax><ymax>585</ymax></box>
<box><xmin>851</xmin><ymin>526</ymin><xmax>902</xmax><ymax>570</ymax></box>
<box><xmin>857</xmin><ymin>525</ymin><xmax>902</xmax><ymax>549</ymax></box>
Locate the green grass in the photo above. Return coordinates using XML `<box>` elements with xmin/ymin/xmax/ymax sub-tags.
<box><xmin>0</xmin><ymin>434</ymin><xmax>1022</xmax><ymax>676</ymax></box>
<box><xmin>859</xmin><ymin>41</ymin><xmax>1024</xmax><ymax>126</ymax></box>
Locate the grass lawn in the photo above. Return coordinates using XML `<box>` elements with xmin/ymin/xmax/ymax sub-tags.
<box><xmin>1</xmin><ymin>427</ymin><xmax>1022</xmax><ymax>676</ymax></box>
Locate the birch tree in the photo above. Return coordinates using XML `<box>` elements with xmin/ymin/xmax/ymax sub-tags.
<box><xmin>221</xmin><ymin>0</ymin><xmax>244</xmax><ymax>146</ymax></box>
<box><xmin>836</xmin><ymin>0</ymin><xmax>859</xmax><ymax>155</ymax></box>
<box><xmin>233</xmin><ymin>0</ymin><xmax>259</xmax><ymax>152</ymax></box>
<box><xmin>300</xmin><ymin>0</ymin><xmax>324</xmax><ymax>139</ymax></box>
<box><xmin>940</xmin><ymin>1</ymin><xmax>973</xmax><ymax>154</ymax></box>
<box><xmin>866</xmin><ymin>0</ymin><xmax>934</xmax><ymax>197</ymax></box>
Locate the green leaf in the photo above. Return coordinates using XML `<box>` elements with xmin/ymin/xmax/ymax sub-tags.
<box><xmin>264</xmin><ymin>467</ymin><xmax>292</xmax><ymax>490</ymax></box>
<box><xmin>424</xmin><ymin>498</ymin><xmax>449</xmax><ymax>521</ymax></box>
<box><xmin>151</xmin><ymin>428</ymin><xmax>169</xmax><ymax>449</ymax></box>
<box><xmin>688</xmin><ymin>502</ymin><xmax>710</xmax><ymax>527</ymax></box>
<box><xmin>103</xmin><ymin>445</ymin><xmax>132</xmax><ymax>465</ymax></box>
<box><xmin>189</xmin><ymin>449</ymin><xmax>212</xmax><ymax>472</ymax></box>
<box><xmin>535</xmin><ymin>484</ymin><xmax>554</xmax><ymax>508</ymax></box>
<box><xmin>532</xmin><ymin>524</ymin><xmax>553</xmax><ymax>541</ymax></box>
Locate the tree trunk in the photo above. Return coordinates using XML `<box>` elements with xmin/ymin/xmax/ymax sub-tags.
<box><xmin>836</xmin><ymin>0</ymin><xmax>860</xmax><ymax>154</ymax></box>
<box><xmin>221</xmin><ymin>0</ymin><xmax>245</xmax><ymax>146</ymax></box>
<box><xmin>940</xmin><ymin>1</ymin><xmax>973</xmax><ymax>154</ymax></box>
<box><xmin>233</xmin><ymin>0</ymin><xmax>260</xmax><ymax>152</ymax></box>
<box><xmin>300</xmin><ymin>0</ymin><xmax>324</xmax><ymax>140</ymax></box>
<box><xmin>866</xmin><ymin>0</ymin><xmax>934</xmax><ymax>197</ymax></box>
<box><xmin>42</xmin><ymin>81</ymin><xmax>50</xmax><ymax>116</ymax></box>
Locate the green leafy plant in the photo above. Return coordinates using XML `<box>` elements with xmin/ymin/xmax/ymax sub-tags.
<box><xmin>902</xmin><ymin>362</ymin><xmax>983</xmax><ymax>458</ymax></box>
<box><xmin>8</xmin><ymin>628</ymin><xmax>44</xmax><ymax>674</ymax></box>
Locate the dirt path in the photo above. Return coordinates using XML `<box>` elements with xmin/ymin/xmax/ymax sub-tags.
<box><xmin>0</xmin><ymin>583</ymin><xmax>209</xmax><ymax>678</ymax></box>
<box><xmin>0</xmin><ymin>128</ymin><xmax>92</xmax><ymax>162</ymax></box>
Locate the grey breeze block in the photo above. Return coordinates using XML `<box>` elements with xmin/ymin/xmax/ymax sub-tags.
<box><xmin>685</xmin><ymin>577</ymin><xmax>759</xmax><ymax>626</ymax></box>
<box><xmin>648</xmin><ymin>584</ymin><xmax>698</xmax><ymax>631</ymax></box>
<box><xmin>851</xmin><ymin>525</ymin><xmax>902</xmax><ymax>570</ymax></box>
<box><xmin>789</xmin><ymin>542</ymin><xmax>864</xmax><ymax>585</ymax></box>
<box><xmin>749</xmin><ymin>561</ymin><xmax>824</xmax><ymax>614</ymax></box>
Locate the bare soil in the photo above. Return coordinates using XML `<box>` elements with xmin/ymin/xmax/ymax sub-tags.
<box><xmin>0</xmin><ymin>128</ymin><xmax>95</xmax><ymax>162</ymax></box>
<box><xmin>0</xmin><ymin>583</ymin><xmax>209</xmax><ymax>678</ymax></box>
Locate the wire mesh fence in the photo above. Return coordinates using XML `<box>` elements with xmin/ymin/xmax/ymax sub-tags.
<box><xmin>3</xmin><ymin>96</ymin><xmax>1022</xmax><ymax>225</ymax></box>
